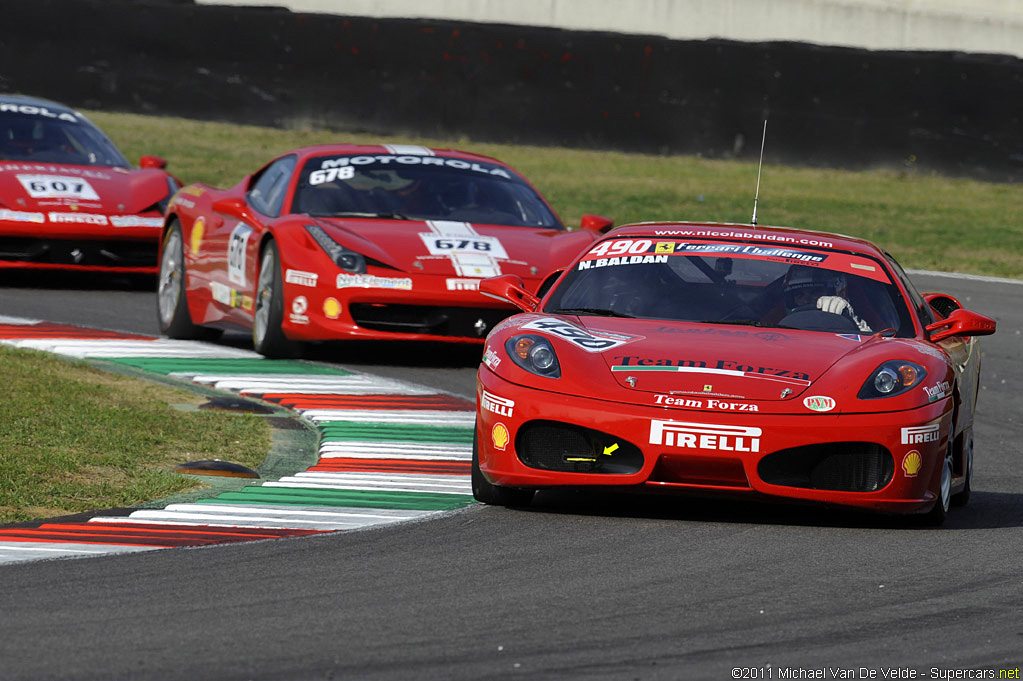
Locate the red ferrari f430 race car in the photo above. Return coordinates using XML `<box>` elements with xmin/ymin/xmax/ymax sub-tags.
<box><xmin>0</xmin><ymin>94</ymin><xmax>178</xmax><ymax>273</ymax></box>
<box><xmin>158</xmin><ymin>144</ymin><xmax>610</xmax><ymax>356</ymax></box>
<box><xmin>474</xmin><ymin>222</ymin><xmax>996</xmax><ymax>524</ymax></box>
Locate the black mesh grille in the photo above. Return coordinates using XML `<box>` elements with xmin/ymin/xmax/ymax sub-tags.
<box><xmin>758</xmin><ymin>443</ymin><xmax>894</xmax><ymax>492</ymax></box>
<box><xmin>350</xmin><ymin>304</ymin><xmax>511</xmax><ymax>338</ymax></box>
<box><xmin>516</xmin><ymin>420</ymin><xmax>643</xmax><ymax>474</ymax></box>
<box><xmin>0</xmin><ymin>237</ymin><xmax>155</xmax><ymax>267</ymax></box>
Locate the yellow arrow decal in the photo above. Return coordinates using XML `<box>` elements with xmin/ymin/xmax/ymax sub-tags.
<box><xmin>602</xmin><ymin>443</ymin><xmax>619</xmax><ymax>456</ymax></box>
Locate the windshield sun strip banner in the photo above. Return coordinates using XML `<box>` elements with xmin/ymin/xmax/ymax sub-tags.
<box><xmin>309</xmin><ymin>154</ymin><xmax>514</xmax><ymax>180</ymax></box>
<box><xmin>579</xmin><ymin>238</ymin><xmax>892</xmax><ymax>284</ymax></box>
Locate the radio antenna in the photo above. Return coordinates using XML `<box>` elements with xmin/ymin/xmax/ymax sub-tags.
<box><xmin>751</xmin><ymin>119</ymin><xmax>767</xmax><ymax>227</ymax></box>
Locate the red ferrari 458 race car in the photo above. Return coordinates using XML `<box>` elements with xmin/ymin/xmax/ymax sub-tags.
<box><xmin>0</xmin><ymin>94</ymin><xmax>178</xmax><ymax>273</ymax></box>
<box><xmin>474</xmin><ymin>222</ymin><xmax>997</xmax><ymax>524</ymax></box>
<box><xmin>158</xmin><ymin>144</ymin><xmax>610</xmax><ymax>356</ymax></box>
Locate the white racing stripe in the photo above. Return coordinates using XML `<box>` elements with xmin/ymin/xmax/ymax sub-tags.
<box><xmin>294</xmin><ymin>471</ymin><xmax>468</xmax><ymax>485</ymax></box>
<box><xmin>6</xmin><ymin>339</ymin><xmax>260</xmax><ymax>358</ymax></box>
<box><xmin>300</xmin><ymin>409</ymin><xmax>475</xmax><ymax>425</ymax></box>
<box><xmin>99</xmin><ymin>510</ymin><xmax>415</xmax><ymax>530</ymax></box>
<box><xmin>195</xmin><ymin>378</ymin><xmax>434</xmax><ymax>394</ymax></box>
<box><xmin>267</xmin><ymin>478</ymin><xmax>472</xmax><ymax>494</ymax></box>
<box><xmin>318</xmin><ymin>442</ymin><xmax>473</xmax><ymax>460</ymax></box>
<box><xmin>0</xmin><ymin>542</ymin><xmax>155</xmax><ymax>565</ymax></box>
<box><xmin>93</xmin><ymin>503</ymin><xmax>432</xmax><ymax>521</ymax></box>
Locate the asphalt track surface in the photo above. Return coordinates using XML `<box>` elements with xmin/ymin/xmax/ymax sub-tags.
<box><xmin>0</xmin><ymin>269</ymin><xmax>1020</xmax><ymax>680</ymax></box>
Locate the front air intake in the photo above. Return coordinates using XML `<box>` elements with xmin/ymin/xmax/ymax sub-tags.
<box><xmin>757</xmin><ymin>443</ymin><xmax>894</xmax><ymax>492</ymax></box>
<box><xmin>516</xmin><ymin>421</ymin><xmax>643</xmax><ymax>474</ymax></box>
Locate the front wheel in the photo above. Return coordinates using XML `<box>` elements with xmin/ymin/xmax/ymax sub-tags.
<box><xmin>157</xmin><ymin>221</ymin><xmax>221</xmax><ymax>341</ymax></box>
<box><xmin>921</xmin><ymin>446</ymin><xmax>953</xmax><ymax>526</ymax></box>
<box><xmin>471</xmin><ymin>427</ymin><xmax>534</xmax><ymax>507</ymax></box>
<box><xmin>252</xmin><ymin>240</ymin><xmax>302</xmax><ymax>359</ymax></box>
<box><xmin>951</xmin><ymin>435</ymin><xmax>973</xmax><ymax>507</ymax></box>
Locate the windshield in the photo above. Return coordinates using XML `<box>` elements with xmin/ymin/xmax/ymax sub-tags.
<box><xmin>291</xmin><ymin>154</ymin><xmax>563</xmax><ymax>228</ymax></box>
<box><xmin>0</xmin><ymin>111</ymin><xmax>129</xmax><ymax>167</ymax></box>
<box><xmin>545</xmin><ymin>238</ymin><xmax>916</xmax><ymax>337</ymax></box>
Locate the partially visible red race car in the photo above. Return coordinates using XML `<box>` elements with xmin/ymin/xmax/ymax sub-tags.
<box><xmin>0</xmin><ymin>94</ymin><xmax>178</xmax><ymax>273</ymax></box>
<box><xmin>157</xmin><ymin>144</ymin><xmax>611</xmax><ymax>356</ymax></box>
<box><xmin>474</xmin><ymin>222</ymin><xmax>996</xmax><ymax>524</ymax></box>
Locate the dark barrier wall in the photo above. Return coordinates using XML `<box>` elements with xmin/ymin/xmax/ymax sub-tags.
<box><xmin>2</xmin><ymin>0</ymin><xmax>1021</xmax><ymax>179</ymax></box>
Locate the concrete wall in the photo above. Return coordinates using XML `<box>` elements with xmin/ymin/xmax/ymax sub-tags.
<box><xmin>196</xmin><ymin>0</ymin><xmax>1023</xmax><ymax>57</ymax></box>
<box><xmin>2</xmin><ymin>0</ymin><xmax>1021</xmax><ymax>179</ymax></box>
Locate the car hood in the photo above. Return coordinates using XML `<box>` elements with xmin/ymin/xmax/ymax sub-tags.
<box><xmin>578</xmin><ymin>318</ymin><xmax>869</xmax><ymax>402</ymax></box>
<box><xmin>0</xmin><ymin>163</ymin><xmax>169</xmax><ymax>215</ymax></box>
<box><xmin>311</xmin><ymin>217</ymin><xmax>593</xmax><ymax>282</ymax></box>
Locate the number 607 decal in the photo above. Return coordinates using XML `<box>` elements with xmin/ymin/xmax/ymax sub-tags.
<box><xmin>17</xmin><ymin>174</ymin><xmax>100</xmax><ymax>201</ymax></box>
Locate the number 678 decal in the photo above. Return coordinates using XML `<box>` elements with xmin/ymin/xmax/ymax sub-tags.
<box><xmin>419</xmin><ymin>233</ymin><xmax>508</xmax><ymax>259</ymax></box>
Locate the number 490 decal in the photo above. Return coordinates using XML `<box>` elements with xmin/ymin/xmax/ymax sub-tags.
<box><xmin>521</xmin><ymin>318</ymin><xmax>637</xmax><ymax>352</ymax></box>
<box><xmin>587</xmin><ymin>239</ymin><xmax>655</xmax><ymax>258</ymax></box>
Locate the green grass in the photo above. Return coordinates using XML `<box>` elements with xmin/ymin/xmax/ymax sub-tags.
<box><xmin>90</xmin><ymin>110</ymin><xmax>1023</xmax><ymax>278</ymax></box>
<box><xmin>0</xmin><ymin>345</ymin><xmax>271</xmax><ymax>524</ymax></box>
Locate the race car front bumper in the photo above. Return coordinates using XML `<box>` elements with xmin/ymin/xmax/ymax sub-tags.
<box><xmin>476</xmin><ymin>368</ymin><xmax>955</xmax><ymax>514</ymax></box>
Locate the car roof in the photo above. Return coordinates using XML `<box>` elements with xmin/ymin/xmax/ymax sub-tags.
<box><xmin>0</xmin><ymin>93</ymin><xmax>79</xmax><ymax>116</ymax></box>
<box><xmin>288</xmin><ymin>144</ymin><xmax>508</xmax><ymax>166</ymax></box>
<box><xmin>607</xmin><ymin>221</ymin><xmax>886</xmax><ymax>259</ymax></box>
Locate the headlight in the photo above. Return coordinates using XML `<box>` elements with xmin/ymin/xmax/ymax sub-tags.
<box><xmin>305</xmin><ymin>224</ymin><xmax>366</xmax><ymax>274</ymax></box>
<box><xmin>857</xmin><ymin>360</ymin><xmax>926</xmax><ymax>399</ymax></box>
<box><xmin>506</xmin><ymin>334</ymin><xmax>561</xmax><ymax>378</ymax></box>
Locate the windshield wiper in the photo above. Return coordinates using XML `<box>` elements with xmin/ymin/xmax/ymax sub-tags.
<box><xmin>554</xmin><ymin>307</ymin><xmax>635</xmax><ymax>318</ymax></box>
<box><xmin>311</xmin><ymin>211</ymin><xmax>412</xmax><ymax>220</ymax></box>
<box><xmin>696</xmin><ymin>319</ymin><xmax>764</xmax><ymax>327</ymax></box>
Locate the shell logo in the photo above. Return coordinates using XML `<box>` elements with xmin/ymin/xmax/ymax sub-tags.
<box><xmin>323</xmin><ymin>297</ymin><xmax>342</xmax><ymax>320</ymax></box>
<box><xmin>491</xmin><ymin>422</ymin><xmax>510</xmax><ymax>451</ymax></box>
<box><xmin>902</xmin><ymin>450</ymin><xmax>923</xmax><ymax>477</ymax></box>
<box><xmin>191</xmin><ymin>216</ymin><xmax>205</xmax><ymax>255</ymax></box>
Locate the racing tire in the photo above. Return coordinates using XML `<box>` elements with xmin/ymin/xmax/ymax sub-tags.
<box><xmin>157</xmin><ymin>221</ymin><xmax>222</xmax><ymax>341</ymax></box>
<box><xmin>252</xmin><ymin>240</ymin><xmax>302</xmax><ymax>359</ymax></box>
<box><xmin>920</xmin><ymin>445</ymin><xmax>954</xmax><ymax>526</ymax></box>
<box><xmin>951</xmin><ymin>435</ymin><xmax>973</xmax><ymax>507</ymax></box>
<box><xmin>471</xmin><ymin>428</ymin><xmax>534</xmax><ymax>508</ymax></box>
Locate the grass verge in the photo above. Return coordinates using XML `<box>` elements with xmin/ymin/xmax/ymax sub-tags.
<box><xmin>0</xmin><ymin>345</ymin><xmax>271</xmax><ymax>524</ymax></box>
<box><xmin>90</xmin><ymin>110</ymin><xmax>1023</xmax><ymax>279</ymax></box>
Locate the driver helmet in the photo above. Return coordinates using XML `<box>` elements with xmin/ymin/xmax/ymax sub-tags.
<box><xmin>783</xmin><ymin>265</ymin><xmax>844</xmax><ymax>310</ymax></box>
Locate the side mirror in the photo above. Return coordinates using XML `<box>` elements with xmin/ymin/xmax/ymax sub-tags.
<box><xmin>922</xmin><ymin>292</ymin><xmax>962</xmax><ymax>319</ymax></box>
<box><xmin>479</xmin><ymin>274</ymin><xmax>540</xmax><ymax>313</ymax></box>
<box><xmin>926</xmin><ymin>308</ymin><xmax>996</xmax><ymax>343</ymax></box>
<box><xmin>140</xmin><ymin>155</ymin><xmax>168</xmax><ymax>170</ymax></box>
<box><xmin>580</xmin><ymin>214</ymin><xmax>614</xmax><ymax>233</ymax></box>
<box><xmin>212</xmin><ymin>196</ymin><xmax>252</xmax><ymax>219</ymax></box>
